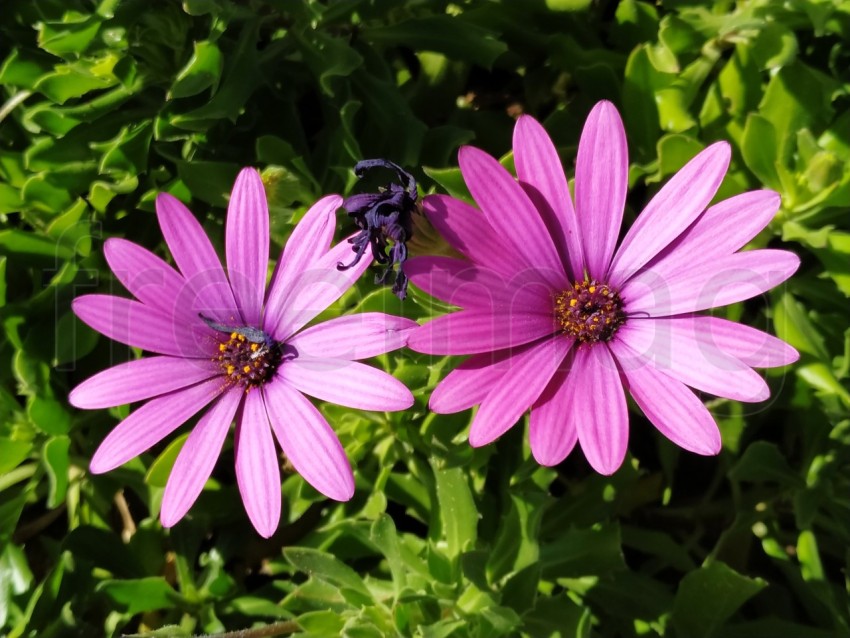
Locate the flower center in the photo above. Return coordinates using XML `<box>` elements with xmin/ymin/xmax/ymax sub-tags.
<box><xmin>554</xmin><ymin>279</ymin><xmax>625</xmax><ymax>344</ymax></box>
<box><xmin>216</xmin><ymin>330</ymin><xmax>282</xmax><ymax>388</ymax></box>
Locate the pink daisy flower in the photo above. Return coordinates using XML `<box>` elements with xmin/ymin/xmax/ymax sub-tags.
<box><xmin>71</xmin><ymin>168</ymin><xmax>415</xmax><ymax>537</ymax></box>
<box><xmin>407</xmin><ymin>101</ymin><xmax>800</xmax><ymax>474</ymax></box>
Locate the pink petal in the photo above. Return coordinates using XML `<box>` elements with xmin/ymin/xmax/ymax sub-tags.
<box><xmin>422</xmin><ymin>194</ymin><xmax>522</xmax><ymax>276</ymax></box>
<box><xmin>640</xmin><ymin>190</ymin><xmax>781</xmax><ymax>282</ymax></box>
<box><xmin>406</xmin><ymin>309</ymin><xmax>558</xmax><ymax>356</ymax></box>
<box><xmin>160</xmin><ymin>387</ymin><xmax>242</xmax><ymax>527</ymax></box>
<box><xmin>570</xmin><ymin>345</ymin><xmax>629</xmax><ymax>475</ymax></box>
<box><xmin>405</xmin><ymin>256</ymin><xmax>551</xmax><ymax>311</ymax></box>
<box><xmin>89</xmin><ymin>378</ymin><xmax>224</xmax><ymax>474</ymax></box>
<box><xmin>235</xmin><ymin>390</ymin><xmax>281</xmax><ymax>538</ymax></box>
<box><xmin>686</xmin><ymin>315</ymin><xmax>799</xmax><ymax>368</ymax></box>
<box><xmin>266</xmin><ymin>236</ymin><xmax>372</xmax><ymax>341</ymax></box>
<box><xmin>528</xmin><ymin>358</ymin><xmax>579</xmax><ymax>466</ymax></box>
<box><xmin>70</xmin><ymin>356</ymin><xmax>220</xmax><ymax>409</ymax></box>
<box><xmin>573</xmin><ymin>101</ymin><xmax>628</xmax><ymax>279</ymax></box>
<box><xmin>608</xmin><ymin>142</ymin><xmax>731</xmax><ymax>285</ymax></box>
<box><xmin>613</xmin><ymin>344</ymin><xmax>721</xmax><ymax>455</ymax></box>
<box><xmin>73</xmin><ymin>294</ymin><xmax>213</xmax><ymax>358</ymax></box>
<box><xmin>155</xmin><ymin>193</ymin><xmax>239</xmax><ymax>323</ymax></box>
<box><xmin>287</xmin><ymin>313</ymin><xmax>417</xmax><ymax>360</ymax></box>
<box><xmin>103</xmin><ymin>239</ymin><xmax>194</xmax><ymax>323</ymax></box>
<box><xmin>622</xmin><ymin>249</ymin><xmax>800</xmax><ymax>317</ymax></box>
<box><xmin>430</xmin><ymin>345</ymin><xmax>529</xmax><ymax>414</ymax></box>
<box><xmin>458</xmin><ymin>145</ymin><xmax>567</xmax><ymax>288</ymax></box>
<box><xmin>281</xmin><ymin>358</ymin><xmax>414</xmax><ymax>411</ymax></box>
<box><xmin>514</xmin><ymin>115</ymin><xmax>584</xmax><ymax>279</ymax></box>
<box><xmin>263</xmin><ymin>378</ymin><xmax>354</xmax><ymax>501</ymax></box>
<box><xmin>614</xmin><ymin>319</ymin><xmax>769</xmax><ymax>402</ymax></box>
<box><xmin>226</xmin><ymin>168</ymin><xmax>269</xmax><ymax>326</ymax></box>
<box><xmin>265</xmin><ymin>195</ymin><xmax>340</xmax><ymax>328</ymax></box>
<box><xmin>469</xmin><ymin>336</ymin><xmax>571</xmax><ymax>447</ymax></box>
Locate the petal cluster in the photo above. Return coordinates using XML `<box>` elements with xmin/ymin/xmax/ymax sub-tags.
<box><xmin>408</xmin><ymin>101</ymin><xmax>799</xmax><ymax>474</ymax></box>
<box><xmin>71</xmin><ymin>168</ymin><xmax>415</xmax><ymax>537</ymax></box>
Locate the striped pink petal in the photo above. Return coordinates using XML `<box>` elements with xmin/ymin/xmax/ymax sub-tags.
<box><xmin>614</xmin><ymin>347</ymin><xmax>721</xmax><ymax>455</ymax></box>
<box><xmin>640</xmin><ymin>190</ymin><xmax>781</xmax><ymax>283</ymax></box>
<box><xmin>407</xmin><ymin>309</ymin><xmax>558</xmax><ymax>356</ymax></box>
<box><xmin>287</xmin><ymin>313</ymin><xmax>417</xmax><ymax>360</ymax></box>
<box><xmin>226</xmin><ymin>168</ymin><xmax>269</xmax><ymax>326</ymax></box>
<box><xmin>264</xmin><ymin>379</ymin><xmax>354</xmax><ymax>501</ymax></box>
<box><xmin>622</xmin><ymin>249</ymin><xmax>800</xmax><ymax>317</ymax></box>
<box><xmin>265</xmin><ymin>195</ymin><xmax>340</xmax><ymax>329</ymax></box>
<box><xmin>235</xmin><ymin>390</ymin><xmax>281</xmax><ymax>538</ymax></box>
<box><xmin>570</xmin><ymin>345</ymin><xmax>629</xmax><ymax>475</ymax></box>
<box><xmin>459</xmin><ymin>145</ymin><xmax>567</xmax><ymax>288</ymax></box>
<box><xmin>514</xmin><ymin>114</ymin><xmax>584</xmax><ymax>279</ymax></box>
<box><xmin>281</xmin><ymin>358</ymin><xmax>413</xmax><ymax>411</ymax></box>
<box><xmin>469</xmin><ymin>336</ymin><xmax>571</xmax><ymax>447</ymax></box>
<box><xmin>528</xmin><ymin>362</ymin><xmax>578</xmax><ymax>466</ymax></box>
<box><xmin>70</xmin><ymin>356</ymin><xmax>220</xmax><ymax>409</ymax></box>
<box><xmin>160</xmin><ymin>387</ymin><xmax>242</xmax><ymax>527</ymax></box>
<box><xmin>422</xmin><ymin>194</ymin><xmax>522</xmax><ymax>276</ymax></box>
<box><xmin>608</xmin><ymin>142</ymin><xmax>731</xmax><ymax>285</ymax></box>
<box><xmin>89</xmin><ymin>377</ymin><xmax>224</xmax><ymax>474</ymax></box>
<box><xmin>615</xmin><ymin>319</ymin><xmax>769</xmax><ymax>402</ymax></box>
<box><xmin>73</xmin><ymin>294</ymin><xmax>213</xmax><ymax>358</ymax></box>
<box><xmin>430</xmin><ymin>345</ymin><xmax>530</xmax><ymax>414</ymax></box>
<box><xmin>103</xmin><ymin>239</ymin><xmax>194</xmax><ymax>323</ymax></box>
<box><xmin>405</xmin><ymin>256</ymin><xmax>551</xmax><ymax>312</ymax></box>
<box><xmin>685</xmin><ymin>315</ymin><xmax>798</xmax><ymax>368</ymax></box>
<box><xmin>155</xmin><ymin>193</ymin><xmax>239</xmax><ymax>323</ymax></box>
<box><xmin>573</xmin><ymin>101</ymin><xmax>628</xmax><ymax>279</ymax></box>
<box><xmin>267</xmin><ymin>236</ymin><xmax>372</xmax><ymax>341</ymax></box>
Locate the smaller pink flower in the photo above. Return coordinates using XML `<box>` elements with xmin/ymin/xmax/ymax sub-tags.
<box><xmin>407</xmin><ymin>101</ymin><xmax>799</xmax><ymax>474</ymax></box>
<box><xmin>71</xmin><ymin>168</ymin><xmax>416</xmax><ymax>537</ymax></box>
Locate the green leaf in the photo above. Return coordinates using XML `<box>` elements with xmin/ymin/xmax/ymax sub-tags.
<box><xmin>96</xmin><ymin>577</ymin><xmax>181</xmax><ymax>615</ymax></box>
<box><xmin>170</xmin><ymin>40</ymin><xmax>224</xmax><ymax>99</ymax></box>
<box><xmin>487</xmin><ymin>492</ymin><xmax>544</xmax><ymax>582</ymax></box>
<box><xmin>27</xmin><ymin>397</ymin><xmax>72</xmax><ymax>436</ymax></box>
<box><xmin>430</xmin><ymin>460</ymin><xmax>477</xmax><ymax>559</ymax></box>
<box><xmin>0</xmin><ymin>439</ymin><xmax>32</xmax><ymax>475</ymax></box>
<box><xmin>145</xmin><ymin>433</ymin><xmax>189</xmax><ymax>488</ymax></box>
<box><xmin>422</xmin><ymin>166</ymin><xmax>472</xmax><ymax>202</ymax></box>
<box><xmin>362</xmin><ymin>16</ymin><xmax>507</xmax><ymax>69</ymax></box>
<box><xmin>729</xmin><ymin>442</ymin><xmax>804</xmax><ymax>488</ymax></box>
<box><xmin>370</xmin><ymin>514</ymin><xmax>407</xmax><ymax>594</ymax></box>
<box><xmin>295</xmin><ymin>30</ymin><xmax>363</xmax><ymax>96</ymax></box>
<box><xmin>34</xmin><ymin>57</ymin><xmax>119</xmax><ymax>104</ymax></box>
<box><xmin>741</xmin><ymin>114</ymin><xmax>781</xmax><ymax>190</ymax></box>
<box><xmin>37</xmin><ymin>17</ymin><xmax>102</xmax><ymax>56</ymax></box>
<box><xmin>42</xmin><ymin>436</ymin><xmax>71</xmax><ymax>508</ymax></box>
<box><xmin>175</xmin><ymin>160</ymin><xmax>241</xmax><ymax>206</ymax></box>
<box><xmin>540</xmin><ymin>523</ymin><xmax>625</xmax><ymax>578</ymax></box>
<box><xmin>671</xmin><ymin>562</ymin><xmax>767</xmax><ymax>638</ymax></box>
<box><xmin>750</xmin><ymin>22</ymin><xmax>798</xmax><ymax>70</ymax></box>
<box><xmin>284</xmin><ymin>547</ymin><xmax>373</xmax><ymax>602</ymax></box>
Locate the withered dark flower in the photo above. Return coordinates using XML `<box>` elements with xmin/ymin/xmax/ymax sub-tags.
<box><xmin>338</xmin><ymin>159</ymin><xmax>418</xmax><ymax>299</ymax></box>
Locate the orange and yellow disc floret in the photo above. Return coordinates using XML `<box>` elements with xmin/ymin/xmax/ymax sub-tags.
<box><xmin>555</xmin><ymin>279</ymin><xmax>626</xmax><ymax>344</ymax></box>
<box><xmin>216</xmin><ymin>330</ymin><xmax>282</xmax><ymax>388</ymax></box>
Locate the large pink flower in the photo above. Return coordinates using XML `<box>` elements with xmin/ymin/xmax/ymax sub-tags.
<box><xmin>71</xmin><ymin>168</ymin><xmax>415</xmax><ymax>536</ymax></box>
<box><xmin>407</xmin><ymin>101</ymin><xmax>799</xmax><ymax>474</ymax></box>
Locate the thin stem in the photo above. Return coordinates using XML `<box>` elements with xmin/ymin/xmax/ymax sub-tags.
<box><xmin>194</xmin><ymin>622</ymin><xmax>299</xmax><ymax>638</ymax></box>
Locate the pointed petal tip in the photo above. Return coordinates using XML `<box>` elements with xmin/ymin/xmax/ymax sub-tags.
<box><xmin>159</xmin><ymin>510</ymin><xmax>181</xmax><ymax>529</ymax></box>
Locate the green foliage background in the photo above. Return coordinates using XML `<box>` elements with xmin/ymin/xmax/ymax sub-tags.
<box><xmin>1</xmin><ymin>0</ymin><xmax>849</xmax><ymax>636</ymax></box>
